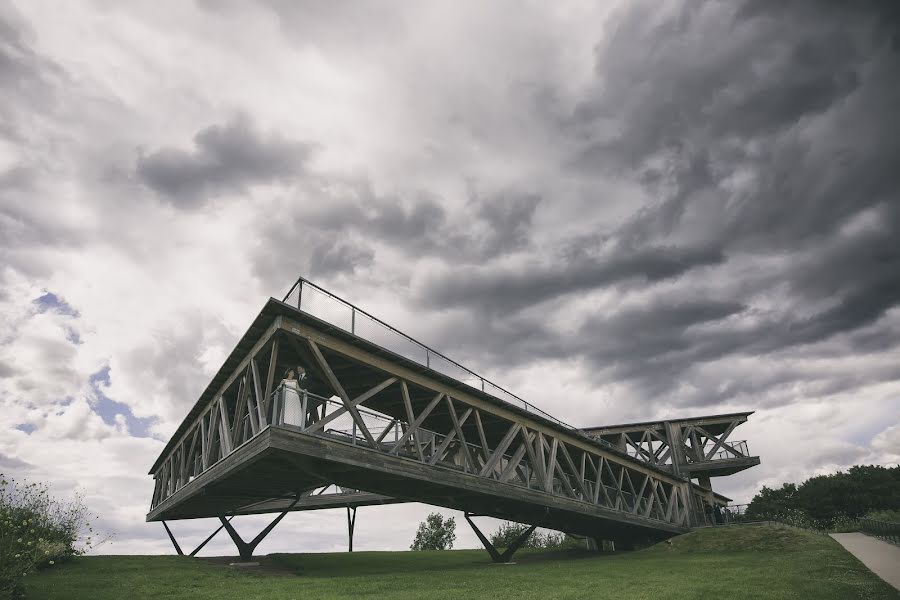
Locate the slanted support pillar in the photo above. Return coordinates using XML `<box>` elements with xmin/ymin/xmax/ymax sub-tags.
<box><xmin>219</xmin><ymin>497</ymin><xmax>300</xmax><ymax>561</ymax></box>
<box><xmin>464</xmin><ymin>513</ymin><xmax>536</xmax><ymax>564</ymax></box>
<box><xmin>347</xmin><ymin>506</ymin><xmax>357</xmax><ymax>552</ymax></box>
<box><xmin>162</xmin><ymin>521</ymin><xmax>183</xmax><ymax>556</ymax></box>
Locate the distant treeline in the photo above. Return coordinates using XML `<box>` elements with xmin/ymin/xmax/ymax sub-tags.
<box><xmin>745</xmin><ymin>464</ymin><xmax>900</xmax><ymax>528</ymax></box>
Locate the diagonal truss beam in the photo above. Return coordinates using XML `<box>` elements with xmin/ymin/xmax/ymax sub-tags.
<box><xmin>303</xmin><ymin>376</ymin><xmax>398</xmax><ymax>435</ymax></box>
<box><xmin>445</xmin><ymin>396</ymin><xmax>477</xmax><ymax>472</ymax></box>
<box><xmin>389</xmin><ymin>392</ymin><xmax>443</xmax><ymax>455</ymax></box>
<box><xmin>700</xmin><ymin>421</ymin><xmax>740</xmax><ymax>459</ymax></box>
<box><xmin>307</xmin><ymin>339</ymin><xmax>377</xmax><ymax>447</ymax></box>
<box><xmin>479</xmin><ymin>423</ymin><xmax>521</xmax><ymax>477</ymax></box>
<box><xmin>400</xmin><ymin>381</ymin><xmax>425</xmax><ymax>462</ymax></box>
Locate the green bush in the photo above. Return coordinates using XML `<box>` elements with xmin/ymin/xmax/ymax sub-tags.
<box><xmin>865</xmin><ymin>509</ymin><xmax>900</xmax><ymax>523</ymax></box>
<box><xmin>489</xmin><ymin>522</ymin><xmax>584</xmax><ymax>550</ymax></box>
<box><xmin>489</xmin><ymin>522</ymin><xmax>541</xmax><ymax>549</ymax></box>
<box><xmin>829</xmin><ymin>514</ymin><xmax>860</xmax><ymax>533</ymax></box>
<box><xmin>410</xmin><ymin>513</ymin><xmax>456</xmax><ymax>551</ymax></box>
<box><xmin>772</xmin><ymin>508</ymin><xmax>817</xmax><ymax>530</ymax></box>
<box><xmin>0</xmin><ymin>474</ymin><xmax>107</xmax><ymax>599</ymax></box>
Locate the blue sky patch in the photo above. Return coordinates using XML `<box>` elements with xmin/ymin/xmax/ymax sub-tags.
<box><xmin>34</xmin><ymin>291</ymin><xmax>79</xmax><ymax>317</ymax></box>
<box><xmin>89</xmin><ymin>367</ymin><xmax>156</xmax><ymax>438</ymax></box>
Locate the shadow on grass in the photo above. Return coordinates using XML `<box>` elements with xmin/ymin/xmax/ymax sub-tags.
<box><xmin>254</xmin><ymin>547</ymin><xmax>605</xmax><ymax>578</ymax></box>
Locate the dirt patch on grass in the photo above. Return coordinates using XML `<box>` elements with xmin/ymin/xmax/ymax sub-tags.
<box><xmin>198</xmin><ymin>555</ymin><xmax>301</xmax><ymax>577</ymax></box>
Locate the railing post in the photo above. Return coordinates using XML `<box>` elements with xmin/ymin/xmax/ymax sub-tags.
<box><xmin>351</xmin><ymin>307</ymin><xmax>356</xmax><ymax>334</ymax></box>
<box><xmin>301</xmin><ymin>392</ymin><xmax>308</xmax><ymax>429</ymax></box>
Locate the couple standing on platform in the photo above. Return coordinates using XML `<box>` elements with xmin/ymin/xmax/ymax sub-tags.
<box><xmin>280</xmin><ymin>366</ymin><xmax>314</xmax><ymax>427</ymax></box>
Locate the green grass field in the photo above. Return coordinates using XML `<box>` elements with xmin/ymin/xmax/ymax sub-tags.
<box><xmin>24</xmin><ymin>524</ymin><xmax>899</xmax><ymax>600</ymax></box>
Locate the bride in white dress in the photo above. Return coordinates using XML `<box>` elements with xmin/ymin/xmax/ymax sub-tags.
<box><xmin>280</xmin><ymin>367</ymin><xmax>307</xmax><ymax>427</ymax></box>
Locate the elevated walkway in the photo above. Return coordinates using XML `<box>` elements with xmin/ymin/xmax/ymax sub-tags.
<box><xmin>148</xmin><ymin>279</ymin><xmax>759</xmax><ymax>559</ymax></box>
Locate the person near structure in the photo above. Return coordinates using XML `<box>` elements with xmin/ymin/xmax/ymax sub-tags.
<box><xmin>280</xmin><ymin>366</ymin><xmax>309</xmax><ymax>427</ymax></box>
<box><xmin>714</xmin><ymin>504</ymin><xmax>724</xmax><ymax>525</ymax></box>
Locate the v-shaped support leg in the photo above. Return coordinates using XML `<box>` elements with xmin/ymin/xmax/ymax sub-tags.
<box><xmin>464</xmin><ymin>513</ymin><xmax>537</xmax><ymax>563</ymax></box>
<box><xmin>219</xmin><ymin>497</ymin><xmax>301</xmax><ymax>561</ymax></box>
<box><xmin>161</xmin><ymin>517</ymin><xmax>233</xmax><ymax>557</ymax></box>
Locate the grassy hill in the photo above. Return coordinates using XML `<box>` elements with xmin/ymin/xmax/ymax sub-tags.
<box><xmin>24</xmin><ymin>524</ymin><xmax>899</xmax><ymax>600</ymax></box>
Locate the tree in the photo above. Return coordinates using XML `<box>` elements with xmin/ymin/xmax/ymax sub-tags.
<box><xmin>744</xmin><ymin>465</ymin><xmax>900</xmax><ymax>528</ymax></box>
<box><xmin>410</xmin><ymin>512</ymin><xmax>456</xmax><ymax>550</ymax></box>
<box><xmin>744</xmin><ymin>483</ymin><xmax>799</xmax><ymax>520</ymax></box>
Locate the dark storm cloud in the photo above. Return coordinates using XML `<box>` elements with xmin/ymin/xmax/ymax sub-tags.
<box><xmin>574</xmin><ymin>0</ymin><xmax>900</xmax><ymax>255</ymax></box>
<box><xmin>406</xmin><ymin>0</ymin><xmax>900</xmax><ymax>409</ymax></box>
<box><xmin>308</xmin><ymin>239</ymin><xmax>374</xmax><ymax>278</ymax></box>
<box><xmin>418</xmin><ymin>242</ymin><xmax>723</xmax><ymax>313</ymax></box>
<box><xmin>251</xmin><ymin>181</ymin><xmax>544</xmax><ymax>292</ymax></box>
<box><xmin>303</xmin><ymin>185</ymin><xmax>541</xmax><ymax>260</ymax></box>
<box><xmin>468</xmin><ymin>191</ymin><xmax>542</xmax><ymax>258</ymax></box>
<box><xmin>0</xmin><ymin>6</ymin><xmax>67</xmax><ymax>142</ymax></box>
<box><xmin>135</xmin><ymin>115</ymin><xmax>316</xmax><ymax>205</ymax></box>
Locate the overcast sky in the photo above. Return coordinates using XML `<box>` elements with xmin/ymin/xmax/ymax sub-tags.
<box><xmin>2</xmin><ymin>0</ymin><xmax>898</xmax><ymax>555</ymax></box>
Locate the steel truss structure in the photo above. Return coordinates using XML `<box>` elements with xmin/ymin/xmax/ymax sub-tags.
<box><xmin>148</xmin><ymin>279</ymin><xmax>760</xmax><ymax>561</ymax></box>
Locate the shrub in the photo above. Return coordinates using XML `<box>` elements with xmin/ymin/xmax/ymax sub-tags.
<box><xmin>489</xmin><ymin>522</ymin><xmax>541</xmax><ymax>549</ymax></box>
<box><xmin>410</xmin><ymin>513</ymin><xmax>456</xmax><ymax>550</ymax></box>
<box><xmin>865</xmin><ymin>509</ymin><xmax>900</xmax><ymax>523</ymax></box>
<box><xmin>773</xmin><ymin>508</ymin><xmax>817</xmax><ymax>530</ymax></box>
<box><xmin>829</xmin><ymin>514</ymin><xmax>859</xmax><ymax>533</ymax></box>
<box><xmin>489</xmin><ymin>522</ymin><xmax>584</xmax><ymax>550</ymax></box>
<box><xmin>0</xmin><ymin>474</ymin><xmax>107</xmax><ymax>599</ymax></box>
<box><xmin>538</xmin><ymin>531</ymin><xmax>585</xmax><ymax>550</ymax></box>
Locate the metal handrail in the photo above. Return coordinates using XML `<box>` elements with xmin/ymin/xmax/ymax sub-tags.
<box><xmin>859</xmin><ymin>518</ymin><xmax>900</xmax><ymax>545</ymax></box>
<box><xmin>617</xmin><ymin>439</ymin><xmax>750</xmax><ymax>464</ymax></box>
<box><xmin>282</xmin><ymin>277</ymin><xmax>580</xmax><ymax>433</ymax></box>
<box><xmin>708</xmin><ymin>440</ymin><xmax>749</xmax><ymax>461</ymax></box>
